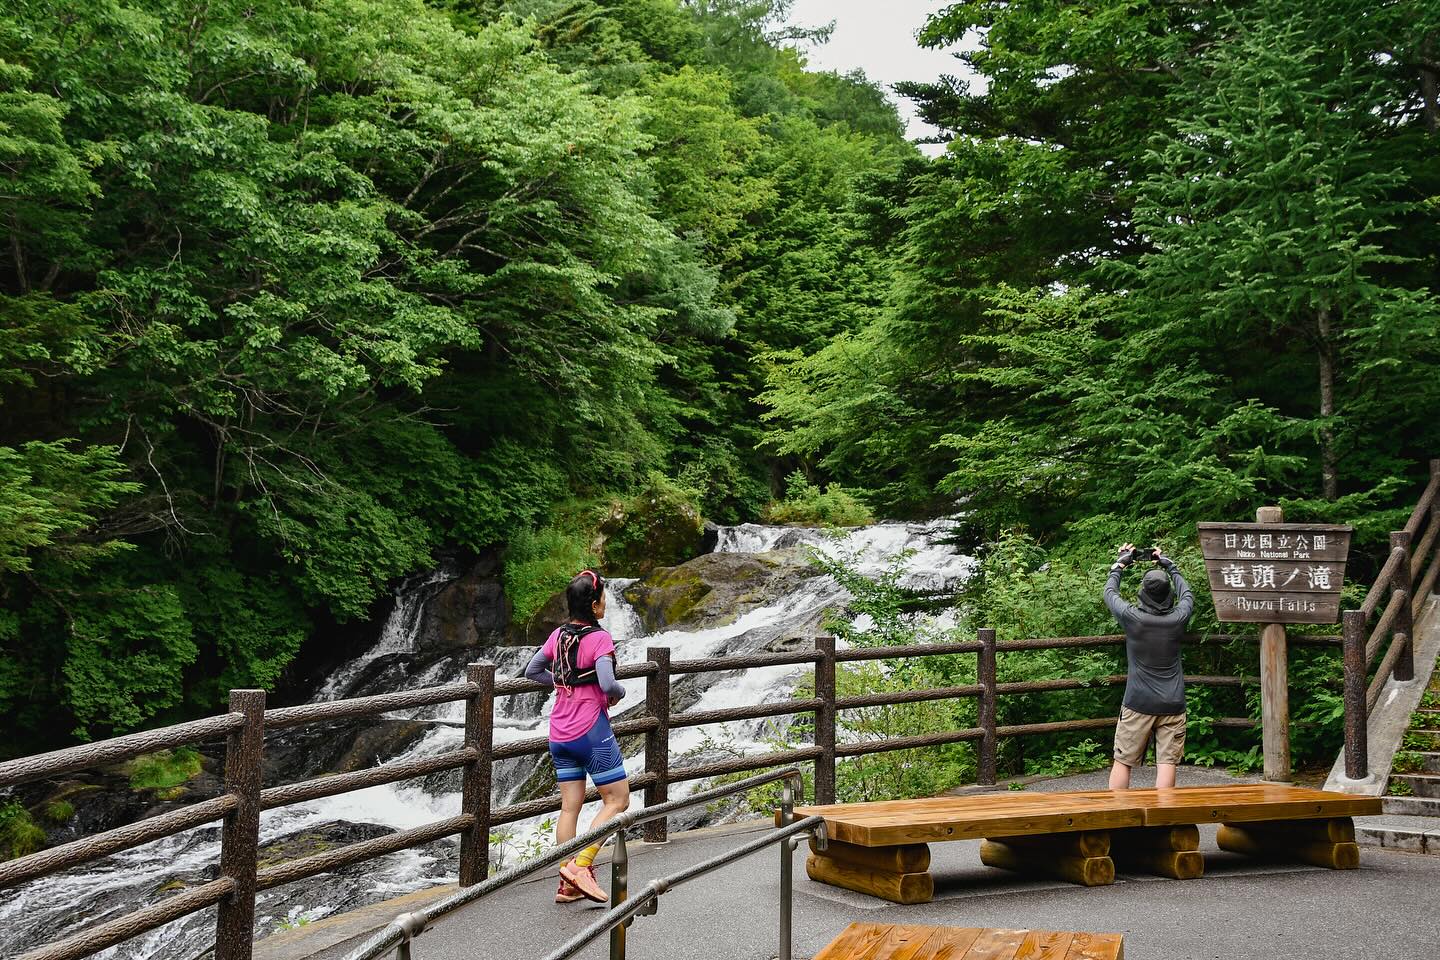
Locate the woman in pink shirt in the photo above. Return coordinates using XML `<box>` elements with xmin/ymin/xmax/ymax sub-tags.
<box><xmin>523</xmin><ymin>570</ymin><xmax>629</xmax><ymax>903</ymax></box>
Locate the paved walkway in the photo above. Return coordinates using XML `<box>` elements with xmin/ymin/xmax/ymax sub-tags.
<box><xmin>300</xmin><ymin>767</ymin><xmax>1440</xmax><ymax>960</ymax></box>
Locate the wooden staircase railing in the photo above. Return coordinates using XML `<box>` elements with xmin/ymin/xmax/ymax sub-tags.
<box><xmin>1342</xmin><ymin>459</ymin><xmax>1440</xmax><ymax>780</ymax></box>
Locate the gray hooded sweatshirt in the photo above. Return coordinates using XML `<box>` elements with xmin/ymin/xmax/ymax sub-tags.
<box><xmin>1104</xmin><ymin>559</ymin><xmax>1194</xmax><ymax>715</ymax></box>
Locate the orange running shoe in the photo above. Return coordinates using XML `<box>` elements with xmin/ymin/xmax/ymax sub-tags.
<box><xmin>555</xmin><ymin>876</ymin><xmax>584</xmax><ymax>903</ymax></box>
<box><xmin>558</xmin><ymin>859</ymin><xmax>608</xmax><ymax>903</ymax></box>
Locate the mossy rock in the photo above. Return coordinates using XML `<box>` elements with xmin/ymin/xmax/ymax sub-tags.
<box><xmin>332</xmin><ymin>720</ymin><xmax>431</xmax><ymax>773</ymax></box>
<box><xmin>599</xmin><ymin>477</ymin><xmax>706</xmax><ymax>578</ymax></box>
<box><xmin>623</xmin><ymin>565</ymin><xmax>714</xmax><ymax>631</ymax></box>
<box><xmin>256</xmin><ymin>823</ymin><xmax>394</xmax><ymax>869</ymax></box>
<box><xmin>622</xmin><ymin>548</ymin><xmax>820</xmax><ymax>633</ymax></box>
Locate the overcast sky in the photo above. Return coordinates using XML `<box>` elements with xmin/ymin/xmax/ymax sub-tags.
<box><xmin>786</xmin><ymin>0</ymin><xmax>977</xmax><ymax>153</ymax></box>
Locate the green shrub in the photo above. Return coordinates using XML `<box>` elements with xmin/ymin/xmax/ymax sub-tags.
<box><xmin>503</xmin><ymin>525</ymin><xmax>600</xmax><ymax>625</ymax></box>
<box><xmin>1023</xmin><ymin>739</ymin><xmax>1109</xmax><ymax>778</ymax></box>
<box><xmin>1393</xmin><ymin>750</ymin><xmax>1423</xmax><ymax>773</ymax></box>
<box><xmin>42</xmin><ymin>800</ymin><xmax>74</xmax><ymax>824</ymax></box>
<box><xmin>0</xmin><ymin>802</ymin><xmax>45</xmax><ymax>860</ymax></box>
<box><xmin>128</xmin><ymin>747</ymin><xmax>203</xmax><ymax>792</ymax></box>
<box><xmin>763</xmin><ymin>471</ymin><xmax>874</xmax><ymax>527</ymax></box>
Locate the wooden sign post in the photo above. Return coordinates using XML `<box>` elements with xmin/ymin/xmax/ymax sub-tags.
<box><xmin>1197</xmin><ymin>511</ymin><xmax>1353</xmax><ymax>783</ymax></box>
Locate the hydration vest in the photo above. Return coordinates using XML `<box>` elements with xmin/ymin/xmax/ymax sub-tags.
<box><xmin>553</xmin><ymin>623</ymin><xmax>602</xmax><ymax>691</ymax></box>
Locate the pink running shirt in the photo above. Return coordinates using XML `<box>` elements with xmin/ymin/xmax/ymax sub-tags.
<box><xmin>542</xmin><ymin>626</ymin><xmax>616</xmax><ymax>742</ymax></box>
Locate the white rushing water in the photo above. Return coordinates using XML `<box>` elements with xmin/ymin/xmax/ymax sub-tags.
<box><xmin>0</xmin><ymin>521</ymin><xmax>974</xmax><ymax>958</ymax></box>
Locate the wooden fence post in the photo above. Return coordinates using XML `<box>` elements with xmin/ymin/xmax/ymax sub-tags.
<box><xmin>1390</xmin><ymin>531</ymin><xmax>1415</xmax><ymax>683</ymax></box>
<box><xmin>1255</xmin><ymin>505</ymin><xmax>1291</xmax><ymax>782</ymax></box>
<box><xmin>1341</xmin><ymin>610</ymin><xmax>1368</xmax><ymax>781</ymax></box>
<box><xmin>643</xmin><ymin>646</ymin><xmax>671</xmax><ymax>843</ymax></box>
<box><xmin>814</xmin><ymin>636</ymin><xmax>837</xmax><ymax>805</ymax></box>
<box><xmin>215</xmin><ymin>690</ymin><xmax>265</xmax><ymax>960</ymax></box>
<box><xmin>978</xmin><ymin>628</ymin><xmax>997</xmax><ymax>785</ymax></box>
<box><xmin>458</xmin><ymin>661</ymin><xmax>494</xmax><ymax>885</ymax></box>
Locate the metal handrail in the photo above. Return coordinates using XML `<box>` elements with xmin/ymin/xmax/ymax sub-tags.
<box><xmin>540</xmin><ymin>816</ymin><xmax>826</xmax><ymax>960</ymax></box>
<box><xmin>345</xmin><ymin>767</ymin><xmax>807</xmax><ymax>960</ymax></box>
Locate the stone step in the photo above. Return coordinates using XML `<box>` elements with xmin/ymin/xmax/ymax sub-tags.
<box><xmin>1396</xmin><ymin>751</ymin><xmax>1440</xmax><ymax>774</ymax></box>
<box><xmin>1381</xmin><ymin>795</ymin><xmax>1440</xmax><ymax>817</ymax></box>
<box><xmin>1405</xmin><ymin>730</ymin><xmax>1440</xmax><ymax>750</ymax></box>
<box><xmin>1356</xmin><ymin>814</ymin><xmax>1440</xmax><ymax>854</ymax></box>
<box><xmin>1390</xmin><ymin>773</ymin><xmax>1440</xmax><ymax>798</ymax></box>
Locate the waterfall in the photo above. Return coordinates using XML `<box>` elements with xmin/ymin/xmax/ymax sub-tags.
<box><xmin>0</xmin><ymin>521</ymin><xmax>973</xmax><ymax>959</ymax></box>
<box><xmin>313</xmin><ymin>562</ymin><xmax>464</xmax><ymax>702</ymax></box>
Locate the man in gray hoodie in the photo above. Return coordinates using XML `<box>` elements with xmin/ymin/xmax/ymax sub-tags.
<box><xmin>1104</xmin><ymin>543</ymin><xmax>1194</xmax><ymax>789</ymax></box>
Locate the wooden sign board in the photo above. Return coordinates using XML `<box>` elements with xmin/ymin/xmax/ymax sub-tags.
<box><xmin>1197</xmin><ymin>522</ymin><xmax>1352</xmax><ymax>625</ymax></box>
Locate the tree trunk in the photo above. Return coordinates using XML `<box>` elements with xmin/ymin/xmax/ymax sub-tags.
<box><xmin>1420</xmin><ymin>39</ymin><xmax>1439</xmax><ymax>135</ymax></box>
<box><xmin>1317</xmin><ymin>303</ymin><xmax>1339</xmax><ymax>501</ymax></box>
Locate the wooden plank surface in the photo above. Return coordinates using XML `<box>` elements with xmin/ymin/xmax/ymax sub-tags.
<box><xmin>1013</xmin><ymin>931</ymin><xmax>1074</xmax><ymax>960</ymax></box>
<box><xmin>814</xmin><ymin>923</ymin><xmax>900</xmax><ymax>960</ymax></box>
<box><xmin>856</xmin><ymin>924</ymin><xmax>942</xmax><ymax>960</ymax></box>
<box><xmin>796</xmin><ymin>794</ymin><xmax>1142</xmax><ymax>845</ymax></box>
<box><xmin>1065</xmin><ymin>932</ymin><xmax>1125</xmax><ymax>960</ymax></box>
<box><xmin>1120</xmin><ymin>786</ymin><xmax>1379</xmax><ymax>825</ymax></box>
<box><xmin>796</xmin><ymin>785</ymin><xmax>1378</xmax><ymax>847</ymax></box>
<box><xmin>916</xmin><ymin>926</ymin><xmax>983</xmax><ymax>959</ymax></box>
<box><xmin>962</xmin><ymin>928</ymin><xmax>1029</xmax><ymax>960</ymax></box>
<box><xmin>814</xmin><ymin>925</ymin><xmax>1123</xmax><ymax>960</ymax></box>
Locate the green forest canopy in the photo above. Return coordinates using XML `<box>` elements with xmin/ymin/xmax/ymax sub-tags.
<box><xmin>1</xmin><ymin>0</ymin><xmax>1437</xmax><ymax>752</ymax></box>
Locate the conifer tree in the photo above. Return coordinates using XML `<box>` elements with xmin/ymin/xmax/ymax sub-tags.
<box><xmin>1124</xmin><ymin>0</ymin><xmax>1440</xmax><ymax>506</ymax></box>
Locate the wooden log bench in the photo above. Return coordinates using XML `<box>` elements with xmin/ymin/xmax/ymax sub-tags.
<box><xmin>794</xmin><ymin>785</ymin><xmax>1380</xmax><ymax>904</ymax></box>
<box><xmin>814</xmin><ymin>922</ymin><xmax>1124</xmax><ymax>960</ymax></box>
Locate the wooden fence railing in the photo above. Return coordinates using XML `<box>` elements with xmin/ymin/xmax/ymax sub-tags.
<box><xmin>0</xmin><ymin>625</ymin><xmax>1331</xmax><ymax>960</ymax></box>
<box><xmin>1342</xmin><ymin>459</ymin><xmax>1440</xmax><ymax>780</ymax></box>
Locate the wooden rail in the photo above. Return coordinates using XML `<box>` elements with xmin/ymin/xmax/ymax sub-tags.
<box><xmin>1342</xmin><ymin>459</ymin><xmax>1440</xmax><ymax>780</ymax></box>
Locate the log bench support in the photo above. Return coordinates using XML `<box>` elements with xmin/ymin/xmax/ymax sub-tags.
<box><xmin>1215</xmin><ymin>817</ymin><xmax>1360</xmax><ymax>870</ymax></box>
<box><xmin>978</xmin><ymin>831</ymin><xmax>1115</xmax><ymax>887</ymax></box>
<box><xmin>806</xmin><ymin>838</ymin><xmax>934</xmax><ymax>905</ymax></box>
<box><xmin>1109</xmin><ymin>825</ymin><xmax>1204</xmax><ymax>880</ymax></box>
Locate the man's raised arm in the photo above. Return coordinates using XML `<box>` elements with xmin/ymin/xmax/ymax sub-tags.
<box><xmin>1159</xmin><ymin>554</ymin><xmax>1194</xmax><ymax>620</ymax></box>
<box><xmin>1105</xmin><ymin>544</ymin><xmax>1135</xmax><ymax>621</ymax></box>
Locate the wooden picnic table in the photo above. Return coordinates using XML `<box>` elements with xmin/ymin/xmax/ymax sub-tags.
<box><xmin>794</xmin><ymin>784</ymin><xmax>1381</xmax><ymax>904</ymax></box>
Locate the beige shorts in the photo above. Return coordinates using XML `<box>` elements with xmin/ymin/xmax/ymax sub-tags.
<box><xmin>1113</xmin><ymin>706</ymin><xmax>1185</xmax><ymax>766</ymax></box>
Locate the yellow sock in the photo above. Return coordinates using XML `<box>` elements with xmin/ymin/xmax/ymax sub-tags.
<box><xmin>574</xmin><ymin>843</ymin><xmax>601</xmax><ymax>868</ymax></box>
